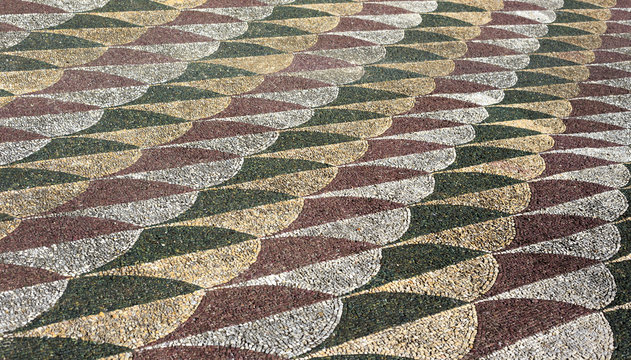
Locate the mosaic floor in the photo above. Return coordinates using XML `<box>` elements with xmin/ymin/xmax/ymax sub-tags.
<box><xmin>1</xmin><ymin>0</ymin><xmax>631</xmax><ymax>358</ymax></box>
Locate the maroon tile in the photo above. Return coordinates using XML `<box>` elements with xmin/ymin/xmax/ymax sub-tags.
<box><xmin>113</xmin><ymin>147</ymin><xmax>237</xmax><ymax>176</ymax></box>
<box><xmin>0</xmin><ymin>127</ymin><xmax>46</xmax><ymax>142</ymax></box>
<box><xmin>168</xmin><ymin>120</ymin><xmax>273</xmax><ymax>144</ymax></box>
<box><xmin>486</xmin><ymin>253</ymin><xmax>597</xmax><ymax>297</ymax></box>
<box><xmin>0</xmin><ymin>264</ymin><xmax>65</xmax><ymax>292</ymax></box>
<box><xmin>432</xmin><ymin>78</ymin><xmax>495</xmax><ymax>94</ymax></box>
<box><xmin>282</xmin><ymin>196</ymin><xmax>402</xmax><ymax>232</ymax></box>
<box><xmin>408</xmin><ymin>96</ymin><xmax>477</xmax><ymax>113</ymax></box>
<box><xmin>332</xmin><ymin>17</ymin><xmax>396</xmax><ymax>32</ymax></box>
<box><xmin>605</xmin><ymin>22</ymin><xmax>631</xmax><ymax>34</ymax></box>
<box><xmin>569</xmin><ymin>99</ymin><xmax>627</xmax><ymax>116</ymax></box>
<box><xmin>134</xmin><ymin>346</ymin><xmax>284</xmax><ymax>360</ymax></box>
<box><xmin>246</xmin><ymin>76</ymin><xmax>331</xmax><ymax>94</ymax></box>
<box><xmin>539</xmin><ymin>152</ymin><xmax>613</xmax><ymax>177</ymax></box>
<box><xmin>451</xmin><ymin>60</ymin><xmax>509</xmax><ymax>75</ymax></box>
<box><xmin>1</xmin><ymin>0</ymin><xmax>64</xmax><ymax>14</ymax></box>
<box><xmin>51</xmin><ymin>179</ymin><xmax>193</xmax><ymax>212</ymax></box>
<box><xmin>488</xmin><ymin>12</ymin><xmax>540</xmax><ymax>25</ymax></box>
<box><xmin>86</xmin><ymin>48</ymin><xmax>177</xmax><ymax>66</ymax></box>
<box><xmin>466</xmin><ymin>299</ymin><xmax>592</xmax><ymax>358</ymax></box>
<box><xmin>584</xmin><ymin>65</ymin><xmax>631</xmax><ymax>81</ymax></box>
<box><xmin>592</xmin><ymin>50</ymin><xmax>631</xmax><ymax>64</ymax></box>
<box><xmin>167</xmin><ymin>10</ymin><xmax>238</xmax><ymax>25</ymax></box>
<box><xmin>599</xmin><ymin>34</ymin><xmax>631</xmax><ymax>49</ymax></box>
<box><xmin>212</xmin><ymin>98</ymin><xmax>304</xmax><ymax>118</ymax></box>
<box><xmin>32</xmin><ymin>70</ymin><xmax>144</xmax><ymax>94</ymax></box>
<box><xmin>383</xmin><ymin>117</ymin><xmax>458</xmax><ymax>136</ymax></box>
<box><xmin>151</xmin><ymin>285</ymin><xmax>331</xmax><ymax>344</ymax></box>
<box><xmin>0</xmin><ymin>97</ymin><xmax>97</xmax><ymax>118</ymax></box>
<box><xmin>358</xmin><ymin>3</ymin><xmax>411</xmax><ymax>15</ymax></box>
<box><xmin>231</xmin><ymin>236</ymin><xmax>377</xmax><ymax>282</ymax></box>
<box><xmin>357</xmin><ymin>139</ymin><xmax>445</xmax><ymax>162</ymax></box>
<box><xmin>526</xmin><ymin>180</ymin><xmax>611</xmax><ymax>211</ymax></box>
<box><xmin>0</xmin><ymin>23</ymin><xmax>23</xmax><ymax>31</ymax></box>
<box><xmin>477</xmin><ymin>27</ymin><xmax>527</xmax><ymax>40</ymax></box>
<box><xmin>550</xmin><ymin>135</ymin><xmax>619</xmax><ymax>150</ymax></box>
<box><xmin>563</xmin><ymin>118</ymin><xmax>625</xmax><ymax>133</ymax></box>
<box><xmin>317</xmin><ymin>165</ymin><xmax>423</xmax><ymax>193</ymax></box>
<box><xmin>0</xmin><ymin>216</ymin><xmax>138</xmax><ymax>252</ymax></box>
<box><xmin>464</xmin><ymin>42</ymin><xmax>518</xmax><ymax>57</ymax></box>
<box><xmin>310</xmin><ymin>35</ymin><xmax>376</xmax><ymax>52</ymax></box>
<box><xmin>195</xmin><ymin>0</ymin><xmax>267</xmax><ymax>8</ymax></box>
<box><xmin>610</xmin><ymin>8</ymin><xmax>631</xmax><ymax>21</ymax></box>
<box><xmin>577</xmin><ymin>83</ymin><xmax>629</xmax><ymax>97</ymax></box>
<box><xmin>502</xmin><ymin>1</ymin><xmax>546</xmax><ymax>10</ymax></box>
<box><xmin>128</xmin><ymin>26</ymin><xmax>213</xmax><ymax>45</ymax></box>
<box><xmin>509</xmin><ymin>214</ymin><xmax>606</xmax><ymax>249</ymax></box>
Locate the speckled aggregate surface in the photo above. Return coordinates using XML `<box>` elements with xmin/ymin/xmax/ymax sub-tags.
<box><xmin>1</xmin><ymin>0</ymin><xmax>631</xmax><ymax>359</ymax></box>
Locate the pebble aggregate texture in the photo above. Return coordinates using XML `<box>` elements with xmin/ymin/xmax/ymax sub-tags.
<box><xmin>0</xmin><ymin>0</ymin><xmax>631</xmax><ymax>358</ymax></box>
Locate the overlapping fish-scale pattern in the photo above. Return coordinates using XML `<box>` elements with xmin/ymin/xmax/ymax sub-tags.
<box><xmin>1</xmin><ymin>0</ymin><xmax>630</xmax><ymax>359</ymax></box>
<box><xmin>0</xmin><ymin>0</ymin><xmax>484</xmax><ymax>342</ymax></box>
